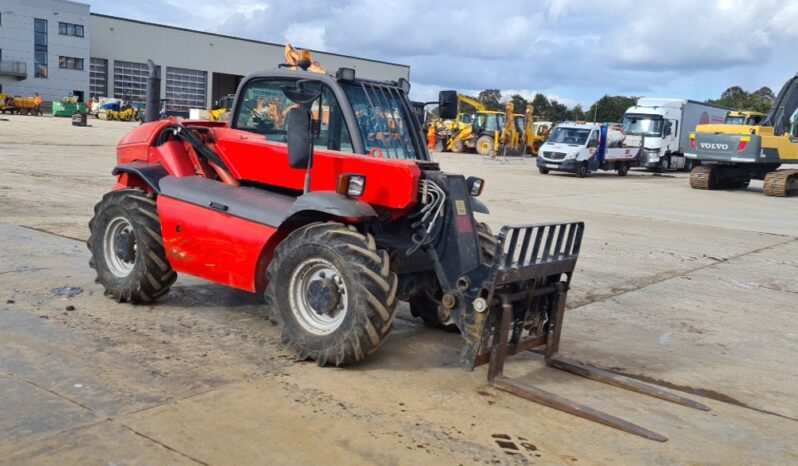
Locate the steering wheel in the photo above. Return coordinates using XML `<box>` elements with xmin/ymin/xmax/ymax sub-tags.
<box><xmin>369</xmin><ymin>147</ymin><xmax>385</xmax><ymax>159</ymax></box>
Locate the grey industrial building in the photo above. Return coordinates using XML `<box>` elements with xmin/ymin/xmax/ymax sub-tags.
<box><xmin>0</xmin><ymin>0</ymin><xmax>410</xmax><ymax>113</ymax></box>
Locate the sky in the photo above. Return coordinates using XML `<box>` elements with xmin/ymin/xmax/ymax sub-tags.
<box><xmin>88</xmin><ymin>0</ymin><xmax>798</xmax><ymax>107</ymax></box>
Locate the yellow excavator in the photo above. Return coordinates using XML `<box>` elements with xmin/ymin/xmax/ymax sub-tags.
<box><xmin>689</xmin><ymin>73</ymin><xmax>798</xmax><ymax>196</ymax></box>
<box><xmin>443</xmin><ymin>95</ymin><xmax>505</xmax><ymax>155</ymax></box>
<box><xmin>497</xmin><ymin>102</ymin><xmax>525</xmax><ymax>157</ymax></box>
<box><xmin>693</xmin><ymin>110</ymin><xmax>766</xmax><ymax>134</ymax></box>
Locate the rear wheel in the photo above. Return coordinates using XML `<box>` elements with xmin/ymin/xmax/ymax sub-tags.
<box><xmin>87</xmin><ymin>189</ymin><xmax>176</xmax><ymax>303</ymax></box>
<box><xmin>266</xmin><ymin>222</ymin><xmax>398</xmax><ymax>366</ymax></box>
<box><xmin>476</xmin><ymin>135</ymin><xmax>494</xmax><ymax>157</ymax></box>
<box><xmin>451</xmin><ymin>139</ymin><xmax>465</xmax><ymax>153</ymax></box>
<box><xmin>617</xmin><ymin>163</ymin><xmax>629</xmax><ymax>177</ymax></box>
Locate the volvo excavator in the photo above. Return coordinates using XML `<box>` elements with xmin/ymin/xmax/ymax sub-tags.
<box><xmin>688</xmin><ymin>73</ymin><xmax>798</xmax><ymax>196</ymax></box>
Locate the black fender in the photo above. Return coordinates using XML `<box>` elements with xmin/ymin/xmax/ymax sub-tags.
<box><xmin>287</xmin><ymin>191</ymin><xmax>377</xmax><ymax>221</ymax></box>
<box><xmin>469</xmin><ymin>196</ymin><xmax>490</xmax><ymax>214</ymax></box>
<box><xmin>112</xmin><ymin>161</ymin><xmax>169</xmax><ymax>193</ymax></box>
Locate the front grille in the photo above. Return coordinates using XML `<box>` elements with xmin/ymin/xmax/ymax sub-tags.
<box><xmin>542</xmin><ymin>151</ymin><xmax>566</xmax><ymax>160</ymax></box>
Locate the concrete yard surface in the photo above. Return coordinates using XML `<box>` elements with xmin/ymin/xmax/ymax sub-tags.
<box><xmin>1</xmin><ymin>114</ymin><xmax>797</xmax><ymax>465</ymax></box>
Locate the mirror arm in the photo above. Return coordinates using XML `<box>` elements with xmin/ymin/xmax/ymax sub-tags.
<box><xmin>304</xmin><ymin>92</ymin><xmax>321</xmax><ymax>194</ymax></box>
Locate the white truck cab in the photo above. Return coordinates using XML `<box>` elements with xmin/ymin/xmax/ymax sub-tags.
<box><xmin>622</xmin><ymin>98</ymin><xmax>728</xmax><ymax>171</ymax></box>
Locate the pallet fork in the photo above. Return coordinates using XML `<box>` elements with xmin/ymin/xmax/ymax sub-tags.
<box><xmin>471</xmin><ymin>223</ymin><xmax>709</xmax><ymax>442</ymax></box>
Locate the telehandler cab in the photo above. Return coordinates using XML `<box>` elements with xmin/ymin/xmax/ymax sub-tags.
<box><xmin>89</xmin><ymin>48</ymin><xmax>708</xmax><ymax>441</ymax></box>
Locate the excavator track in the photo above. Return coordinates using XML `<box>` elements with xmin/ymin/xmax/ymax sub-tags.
<box><xmin>763</xmin><ymin>169</ymin><xmax>798</xmax><ymax>197</ymax></box>
<box><xmin>689</xmin><ymin>165</ymin><xmax>716</xmax><ymax>190</ymax></box>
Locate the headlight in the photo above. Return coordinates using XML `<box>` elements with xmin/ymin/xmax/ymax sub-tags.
<box><xmin>566</xmin><ymin>152</ymin><xmax>577</xmax><ymax>160</ymax></box>
<box><xmin>336</xmin><ymin>174</ymin><xmax>366</xmax><ymax>197</ymax></box>
<box><xmin>466</xmin><ymin>176</ymin><xmax>484</xmax><ymax>196</ymax></box>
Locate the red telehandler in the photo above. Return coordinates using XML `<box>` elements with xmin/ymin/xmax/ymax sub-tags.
<box><xmin>88</xmin><ymin>48</ymin><xmax>708</xmax><ymax>441</ymax></box>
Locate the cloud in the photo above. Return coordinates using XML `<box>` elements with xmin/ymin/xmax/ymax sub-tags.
<box><xmin>90</xmin><ymin>0</ymin><xmax>796</xmax><ymax>106</ymax></box>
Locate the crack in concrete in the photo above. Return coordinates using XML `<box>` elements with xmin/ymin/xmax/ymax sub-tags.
<box><xmin>120</xmin><ymin>424</ymin><xmax>210</xmax><ymax>466</ymax></box>
<box><xmin>570</xmin><ymin>236</ymin><xmax>798</xmax><ymax>309</ymax></box>
<box><xmin>3</xmin><ymin>370</ymin><xmax>94</xmax><ymax>412</ymax></box>
<box><xmin>17</xmin><ymin>225</ymin><xmax>85</xmax><ymax>242</ymax></box>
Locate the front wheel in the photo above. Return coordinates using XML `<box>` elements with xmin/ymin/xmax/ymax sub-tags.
<box><xmin>266</xmin><ymin>222</ymin><xmax>398</xmax><ymax>366</ymax></box>
<box><xmin>576</xmin><ymin>162</ymin><xmax>588</xmax><ymax>178</ymax></box>
<box><xmin>539</xmin><ymin>167</ymin><xmax>550</xmax><ymax>175</ymax></box>
<box><xmin>475</xmin><ymin>135</ymin><xmax>494</xmax><ymax>157</ymax></box>
<box><xmin>87</xmin><ymin>189</ymin><xmax>176</xmax><ymax>303</ymax></box>
<box><xmin>659</xmin><ymin>156</ymin><xmax>670</xmax><ymax>172</ymax></box>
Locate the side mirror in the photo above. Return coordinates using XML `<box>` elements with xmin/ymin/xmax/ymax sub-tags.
<box><xmin>286</xmin><ymin>108</ymin><xmax>312</xmax><ymax>169</ymax></box>
<box><xmin>438</xmin><ymin>90</ymin><xmax>458</xmax><ymax>120</ymax></box>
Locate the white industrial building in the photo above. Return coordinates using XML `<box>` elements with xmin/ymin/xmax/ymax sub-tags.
<box><xmin>0</xmin><ymin>0</ymin><xmax>410</xmax><ymax>114</ymax></box>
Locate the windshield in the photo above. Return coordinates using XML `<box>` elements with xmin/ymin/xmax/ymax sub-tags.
<box><xmin>622</xmin><ymin>114</ymin><xmax>663</xmax><ymax>136</ymax></box>
<box><xmin>725</xmin><ymin>116</ymin><xmax>746</xmax><ymax>125</ymax></box>
<box><xmin>547</xmin><ymin>127</ymin><xmax>591</xmax><ymax>145</ymax></box>
<box><xmin>343</xmin><ymin>82</ymin><xmax>419</xmax><ymax>160</ymax></box>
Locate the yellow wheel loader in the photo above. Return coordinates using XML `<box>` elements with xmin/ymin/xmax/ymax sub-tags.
<box><xmin>443</xmin><ymin>95</ymin><xmax>505</xmax><ymax>155</ymax></box>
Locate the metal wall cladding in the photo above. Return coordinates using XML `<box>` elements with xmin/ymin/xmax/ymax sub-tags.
<box><xmin>90</xmin><ymin>14</ymin><xmax>410</xmax><ymax>104</ymax></box>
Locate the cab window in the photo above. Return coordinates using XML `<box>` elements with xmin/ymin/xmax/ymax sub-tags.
<box><xmin>234</xmin><ymin>79</ymin><xmax>353</xmax><ymax>152</ymax></box>
<box><xmin>587</xmin><ymin>130</ymin><xmax>599</xmax><ymax>147</ymax></box>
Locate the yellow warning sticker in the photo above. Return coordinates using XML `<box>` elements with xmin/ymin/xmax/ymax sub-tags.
<box><xmin>455</xmin><ymin>200</ymin><xmax>467</xmax><ymax>216</ymax></box>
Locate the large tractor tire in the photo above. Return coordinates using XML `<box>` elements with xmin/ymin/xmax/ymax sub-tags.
<box><xmin>475</xmin><ymin>135</ymin><xmax>494</xmax><ymax>157</ymax></box>
<box><xmin>266</xmin><ymin>222</ymin><xmax>398</xmax><ymax>366</ymax></box>
<box><xmin>88</xmin><ymin>189</ymin><xmax>176</xmax><ymax>303</ymax></box>
<box><xmin>410</xmin><ymin>222</ymin><xmax>498</xmax><ymax>331</ymax></box>
<box><xmin>450</xmin><ymin>139</ymin><xmax>465</xmax><ymax>153</ymax></box>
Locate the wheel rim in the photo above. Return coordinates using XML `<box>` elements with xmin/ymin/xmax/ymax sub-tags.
<box><xmin>289</xmin><ymin>258</ymin><xmax>348</xmax><ymax>335</ymax></box>
<box><xmin>103</xmin><ymin>216</ymin><xmax>137</xmax><ymax>278</ymax></box>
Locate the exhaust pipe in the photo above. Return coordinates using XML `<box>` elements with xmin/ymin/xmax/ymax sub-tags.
<box><xmin>145</xmin><ymin>59</ymin><xmax>161</xmax><ymax>123</ymax></box>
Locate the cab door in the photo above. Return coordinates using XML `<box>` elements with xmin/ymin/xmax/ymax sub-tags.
<box><xmin>214</xmin><ymin>78</ymin><xmax>355</xmax><ymax>191</ymax></box>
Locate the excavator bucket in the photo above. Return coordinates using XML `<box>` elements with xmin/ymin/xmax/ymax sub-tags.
<box><xmin>464</xmin><ymin>222</ymin><xmax>709</xmax><ymax>442</ymax></box>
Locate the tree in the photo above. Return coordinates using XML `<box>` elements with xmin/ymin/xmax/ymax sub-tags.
<box><xmin>749</xmin><ymin>86</ymin><xmax>776</xmax><ymax>113</ymax></box>
<box><xmin>509</xmin><ymin>93</ymin><xmax>528</xmax><ymax>112</ymax></box>
<box><xmin>548</xmin><ymin>99</ymin><xmax>570</xmax><ymax>122</ymax></box>
<box><xmin>477</xmin><ymin>89</ymin><xmax>502</xmax><ymax>111</ymax></box>
<box><xmin>587</xmin><ymin>95</ymin><xmax>637</xmax><ymax>123</ymax></box>
<box><xmin>707</xmin><ymin>85</ymin><xmax>775</xmax><ymax>114</ymax></box>
<box><xmin>569</xmin><ymin>104</ymin><xmax>586</xmax><ymax>121</ymax></box>
<box><xmin>531</xmin><ymin>93</ymin><xmax>550</xmax><ymax>119</ymax></box>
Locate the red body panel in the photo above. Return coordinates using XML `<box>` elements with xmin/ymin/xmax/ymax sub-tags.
<box><xmin>117</xmin><ymin>119</ymin><xmax>177</xmax><ymax>164</ymax></box>
<box><xmin>212</xmin><ymin>127</ymin><xmax>420</xmax><ymax>210</ymax></box>
<box><xmin>157</xmin><ymin>196</ymin><xmax>277</xmax><ymax>292</ymax></box>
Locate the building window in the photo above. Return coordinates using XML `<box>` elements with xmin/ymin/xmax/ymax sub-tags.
<box><xmin>59</xmin><ymin>56</ymin><xmax>84</xmax><ymax>70</ymax></box>
<box><xmin>90</xmin><ymin>58</ymin><xmax>108</xmax><ymax>98</ymax></box>
<box><xmin>34</xmin><ymin>18</ymin><xmax>48</xmax><ymax>78</ymax></box>
<box><xmin>58</xmin><ymin>22</ymin><xmax>84</xmax><ymax>37</ymax></box>
<box><xmin>114</xmin><ymin>60</ymin><xmax>159</xmax><ymax>102</ymax></box>
<box><xmin>165</xmin><ymin>67</ymin><xmax>207</xmax><ymax>114</ymax></box>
